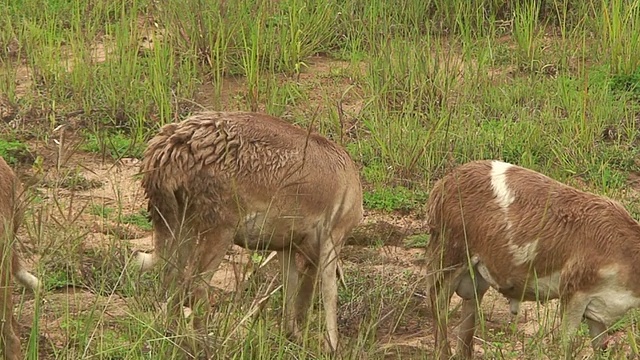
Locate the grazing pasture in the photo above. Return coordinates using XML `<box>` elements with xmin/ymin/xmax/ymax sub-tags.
<box><xmin>1</xmin><ymin>0</ymin><xmax>640</xmax><ymax>358</ymax></box>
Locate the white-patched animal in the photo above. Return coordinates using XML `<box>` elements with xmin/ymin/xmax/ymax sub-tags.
<box><xmin>0</xmin><ymin>156</ymin><xmax>40</xmax><ymax>360</ymax></box>
<box><xmin>426</xmin><ymin>159</ymin><xmax>640</xmax><ymax>359</ymax></box>
<box><xmin>136</xmin><ymin>111</ymin><xmax>363</xmax><ymax>354</ymax></box>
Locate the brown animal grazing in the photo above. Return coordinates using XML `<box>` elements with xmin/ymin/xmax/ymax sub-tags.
<box><xmin>0</xmin><ymin>156</ymin><xmax>40</xmax><ymax>360</ymax></box>
<box><xmin>425</xmin><ymin>160</ymin><xmax>640</xmax><ymax>359</ymax></box>
<box><xmin>136</xmin><ymin>111</ymin><xmax>363</xmax><ymax>353</ymax></box>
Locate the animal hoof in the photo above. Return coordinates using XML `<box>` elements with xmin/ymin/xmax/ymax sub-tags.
<box><xmin>600</xmin><ymin>332</ymin><xmax>622</xmax><ymax>351</ymax></box>
<box><xmin>285</xmin><ymin>328</ymin><xmax>301</xmax><ymax>343</ymax></box>
<box><xmin>323</xmin><ymin>337</ymin><xmax>338</xmax><ymax>354</ymax></box>
<box><xmin>133</xmin><ymin>250</ymin><xmax>155</xmax><ymax>271</ymax></box>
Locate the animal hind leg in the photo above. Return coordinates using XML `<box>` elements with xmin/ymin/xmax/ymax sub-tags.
<box><xmin>560</xmin><ymin>294</ymin><xmax>590</xmax><ymax>360</ymax></box>
<box><xmin>295</xmin><ymin>253</ymin><xmax>318</xmax><ymax>339</ymax></box>
<box><xmin>319</xmin><ymin>228</ymin><xmax>344</xmax><ymax>353</ymax></box>
<box><xmin>167</xmin><ymin>228</ymin><xmax>232</xmax><ymax>359</ymax></box>
<box><xmin>153</xmin><ymin>218</ymin><xmax>190</xmax><ymax>327</ymax></box>
<box><xmin>189</xmin><ymin>229</ymin><xmax>235</xmax><ymax>324</ymax></box>
<box><xmin>430</xmin><ymin>276</ymin><xmax>456</xmax><ymax>360</ymax></box>
<box><xmin>585</xmin><ymin>318</ymin><xmax>608</xmax><ymax>352</ymax></box>
<box><xmin>278</xmin><ymin>248</ymin><xmax>300</xmax><ymax>341</ymax></box>
<box><xmin>455</xmin><ymin>267</ymin><xmax>490</xmax><ymax>359</ymax></box>
<box><xmin>0</xmin><ymin>287</ymin><xmax>20</xmax><ymax>360</ymax></box>
<box><xmin>425</xmin><ymin>234</ymin><xmax>457</xmax><ymax>360</ymax></box>
<box><xmin>0</xmin><ymin>243</ymin><xmax>20</xmax><ymax>360</ymax></box>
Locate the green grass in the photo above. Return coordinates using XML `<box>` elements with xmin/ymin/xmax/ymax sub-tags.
<box><xmin>403</xmin><ymin>234</ymin><xmax>430</xmax><ymax>248</ymax></box>
<box><xmin>121</xmin><ymin>209</ymin><xmax>152</xmax><ymax>231</ymax></box>
<box><xmin>0</xmin><ymin>138</ymin><xmax>30</xmax><ymax>165</ymax></box>
<box><xmin>82</xmin><ymin>132</ymin><xmax>145</xmax><ymax>160</ymax></box>
<box><xmin>54</xmin><ymin>167</ymin><xmax>103</xmax><ymax>191</ymax></box>
<box><xmin>3</xmin><ymin>0</ymin><xmax>640</xmax><ymax>359</ymax></box>
<box><xmin>91</xmin><ymin>205</ymin><xmax>152</xmax><ymax>232</ymax></box>
<box><xmin>89</xmin><ymin>204</ymin><xmax>115</xmax><ymax>219</ymax></box>
<box><xmin>363</xmin><ymin>186</ymin><xmax>428</xmax><ymax>213</ymax></box>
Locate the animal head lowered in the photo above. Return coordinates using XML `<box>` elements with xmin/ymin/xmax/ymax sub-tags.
<box><xmin>425</xmin><ymin>159</ymin><xmax>640</xmax><ymax>359</ymax></box>
<box><xmin>135</xmin><ymin>111</ymin><xmax>363</xmax><ymax>355</ymax></box>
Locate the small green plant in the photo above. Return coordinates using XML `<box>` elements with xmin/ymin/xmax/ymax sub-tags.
<box><xmin>82</xmin><ymin>131</ymin><xmax>145</xmax><ymax>160</ymax></box>
<box><xmin>41</xmin><ymin>266</ymin><xmax>74</xmax><ymax>291</ymax></box>
<box><xmin>240</xmin><ymin>10</ymin><xmax>264</xmax><ymax>112</ymax></box>
<box><xmin>121</xmin><ymin>209</ymin><xmax>152</xmax><ymax>231</ymax></box>
<box><xmin>250</xmin><ymin>252</ymin><xmax>266</xmax><ymax>265</ymax></box>
<box><xmin>513</xmin><ymin>0</ymin><xmax>544</xmax><ymax>71</ymax></box>
<box><xmin>363</xmin><ymin>186</ymin><xmax>428</xmax><ymax>212</ymax></box>
<box><xmin>90</xmin><ymin>204</ymin><xmax>115</xmax><ymax>219</ymax></box>
<box><xmin>56</xmin><ymin>168</ymin><xmax>103</xmax><ymax>191</ymax></box>
<box><xmin>403</xmin><ymin>234</ymin><xmax>430</xmax><ymax>248</ymax></box>
<box><xmin>610</xmin><ymin>67</ymin><xmax>640</xmax><ymax>95</ymax></box>
<box><xmin>599</xmin><ymin>0</ymin><xmax>640</xmax><ymax>76</ymax></box>
<box><xmin>0</xmin><ymin>138</ymin><xmax>30</xmax><ymax>165</ymax></box>
<box><xmin>276</xmin><ymin>0</ymin><xmax>337</xmax><ymax>74</ymax></box>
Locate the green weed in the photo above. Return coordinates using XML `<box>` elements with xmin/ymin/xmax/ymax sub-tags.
<box><xmin>363</xmin><ymin>186</ymin><xmax>428</xmax><ymax>213</ymax></box>
<box><xmin>513</xmin><ymin>0</ymin><xmax>544</xmax><ymax>71</ymax></box>
<box><xmin>82</xmin><ymin>132</ymin><xmax>145</xmax><ymax>160</ymax></box>
<box><xmin>599</xmin><ymin>0</ymin><xmax>640</xmax><ymax>76</ymax></box>
<box><xmin>121</xmin><ymin>209</ymin><xmax>152</xmax><ymax>231</ymax></box>
<box><xmin>0</xmin><ymin>138</ymin><xmax>30</xmax><ymax>165</ymax></box>
<box><xmin>90</xmin><ymin>204</ymin><xmax>115</xmax><ymax>219</ymax></box>
<box><xmin>56</xmin><ymin>168</ymin><xmax>102</xmax><ymax>191</ymax></box>
<box><xmin>403</xmin><ymin>234</ymin><xmax>430</xmax><ymax>248</ymax></box>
